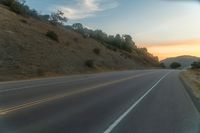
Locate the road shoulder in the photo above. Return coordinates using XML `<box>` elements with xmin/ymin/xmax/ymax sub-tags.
<box><xmin>180</xmin><ymin>69</ymin><xmax>200</xmax><ymax>112</ymax></box>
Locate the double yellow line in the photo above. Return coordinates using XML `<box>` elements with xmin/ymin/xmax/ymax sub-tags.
<box><xmin>0</xmin><ymin>72</ymin><xmax>154</xmax><ymax>115</ymax></box>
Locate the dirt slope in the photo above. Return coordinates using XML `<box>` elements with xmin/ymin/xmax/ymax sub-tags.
<box><xmin>0</xmin><ymin>5</ymin><xmax>157</xmax><ymax>81</ymax></box>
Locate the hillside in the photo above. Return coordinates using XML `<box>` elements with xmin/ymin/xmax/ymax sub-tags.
<box><xmin>0</xmin><ymin>4</ymin><xmax>159</xmax><ymax>81</ymax></box>
<box><xmin>161</xmin><ymin>55</ymin><xmax>200</xmax><ymax>68</ymax></box>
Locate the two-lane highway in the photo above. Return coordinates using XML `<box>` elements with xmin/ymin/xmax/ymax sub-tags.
<box><xmin>0</xmin><ymin>70</ymin><xmax>199</xmax><ymax>133</ymax></box>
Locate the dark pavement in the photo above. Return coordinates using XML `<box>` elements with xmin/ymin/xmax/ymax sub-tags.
<box><xmin>0</xmin><ymin>70</ymin><xmax>199</xmax><ymax>133</ymax></box>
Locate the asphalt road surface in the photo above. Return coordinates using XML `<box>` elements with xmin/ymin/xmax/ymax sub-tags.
<box><xmin>0</xmin><ymin>69</ymin><xmax>199</xmax><ymax>133</ymax></box>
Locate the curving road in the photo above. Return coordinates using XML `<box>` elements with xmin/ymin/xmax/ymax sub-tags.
<box><xmin>0</xmin><ymin>69</ymin><xmax>199</xmax><ymax>133</ymax></box>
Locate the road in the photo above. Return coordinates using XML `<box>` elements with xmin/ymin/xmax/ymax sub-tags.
<box><xmin>0</xmin><ymin>69</ymin><xmax>199</xmax><ymax>133</ymax></box>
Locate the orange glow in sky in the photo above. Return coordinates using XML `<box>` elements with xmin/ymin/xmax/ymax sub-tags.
<box><xmin>142</xmin><ymin>39</ymin><xmax>200</xmax><ymax>61</ymax></box>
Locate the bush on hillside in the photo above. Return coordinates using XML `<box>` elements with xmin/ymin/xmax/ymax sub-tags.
<box><xmin>191</xmin><ymin>61</ymin><xmax>200</xmax><ymax>69</ymax></box>
<box><xmin>85</xmin><ymin>60</ymin><xmax>95</xmax><ymax>68</ymax></box>
<box><xmin>10</xmin><ymin>1</ymin><xmax>25</xmax><ymax>14</ymax></box>
<box><xmin>93</xmin><ymin>48</ymin><xmax>100</xmax><ymax>55</ymax></box>
<box><xmin>0</xmin><ymin>0</ymin><xmax>15</xmax><ymax>6</ymax></box>
<box><xmin>160</xmin><ymin>63</ymin><xmax>166</xmax><ymax>68</ymax></box>
<box><xmin>46</xmin><ymin>31</ymin><xmax>59</xmax><ymax>42</ymax></box>
<box><xmin>73</xmin><ymin>37</ymin><xmax>78</xmax><ymax>42</ymax></box>
<box><xmin>72</xmin><ymin>23</ymin><xmax>135</xmax><ymax>52</ymax></box>
<box><xmin>170</xmin><ymin>62</ymin><xmax>181</xmax><ymax>69</ymax></box>
<box><xmin>71</xmin><ymin>23</ymin><xmax>159</xmax><ymax>66</ymax></box>
<box><xmin>1</xmin><ymin>0</ymin><xmax>37</xmax><ymax>16</ymax></box>
<box><xmin>20</xmin><ymin>19</ymin><xmax>28</xmax><ymax>24</ymax></box>
<box><xmin>0</xmin><ymin>0</ymin><xmax>52</xmax><ymax>21</ymax></box>
<box><xmin>49</xmin><ymin>10</ymin><xmax>68</xmax><ymax>26</ymax></box>
<box><xmin>106</xmin><ymin>44</ymin><xmax>117</xmax><ymax>52</ymax></box>
<box><xmin>37</xmin><ymin>68</ymin><xmax>45</xmax><ymax>76</ymax></box>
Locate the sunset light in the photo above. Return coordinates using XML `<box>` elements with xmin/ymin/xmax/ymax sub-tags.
<box><xmin>143</xmin><ymin>39</ymin><xmax>200</xmax><ymax>60</ymax></box>
<box><xmin>1</xmin><ymin>0</ymin><xmax>200</xmax><ymax>133</ymax></box>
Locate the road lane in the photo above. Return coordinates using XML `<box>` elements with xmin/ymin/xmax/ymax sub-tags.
<box><xmin>0</xmin><ymin>71</ymin><xmax>157</xmax><ymax>115</ymax></box>
<box><xmin>110</xmin><ymin>71</ymin><xmax>200</xmax><ymax>133</ymax></box>
<box><xmin>0</xmin><ymin>70</ymin><xmax>156</xmax><ymax>109</ymax></box>
<box><xmin>103</xmin><ymin>71</ymin><xmax>170</xmax><ymax>133</ymax></box>
<box><xmin>0</xmin><ymin>70</ymin><xmax>155</xmax><ymax>92</ymax></box>
<box><xmin>0</xmin><ymin>70</ymin><xmax>199</xmax><ymax>133</ymax></box>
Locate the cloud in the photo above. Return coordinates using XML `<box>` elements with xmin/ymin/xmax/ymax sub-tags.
<box><xmin>52</xmin><ymin>0</ymin><xmax>119</xmax><ymax>20</ymax></box>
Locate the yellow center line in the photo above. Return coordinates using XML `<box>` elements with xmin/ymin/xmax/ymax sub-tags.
<box><xmin>0</xmin><ymin>72</ymin><xmax>155</xmax><ymax>115</ymax></box>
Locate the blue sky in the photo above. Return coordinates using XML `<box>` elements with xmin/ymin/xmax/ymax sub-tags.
<box><xmin>25</xmin><ymin>0</ymin><xmax>200</xmax><ymax>59</ymax></box>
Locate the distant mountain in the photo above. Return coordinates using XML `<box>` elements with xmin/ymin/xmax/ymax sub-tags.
<box><xmin>161</xmin><ymin>55</ymin><xmax>200</xmax><ymax>68</ymax></box>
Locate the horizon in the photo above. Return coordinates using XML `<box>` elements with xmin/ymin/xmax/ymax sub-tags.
<box><xmin>25</xmin><ymin>0</ymin><xmax>200</xmax><ymax>60</ymax></box>
<box><xmin>1</xmin><ymin>1</ymin><xmax>200</xmax><ymax>132</ymax></box>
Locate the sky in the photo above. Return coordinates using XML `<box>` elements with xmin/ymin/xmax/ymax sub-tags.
<box><xmin>25</xmin><ymin>0</ymin><xmax>200</xmax><ymax>60</ymax></box>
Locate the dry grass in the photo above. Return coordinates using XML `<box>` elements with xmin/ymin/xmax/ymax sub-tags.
<box><xmin>181</xmin><ymin>69</ymin><xmax>200</xmax><ymax>98</ymax></box>
<box><xmin>0</xmin><ymin>5</ymin><xmax>153</xmax><ymax>81</ymax></box>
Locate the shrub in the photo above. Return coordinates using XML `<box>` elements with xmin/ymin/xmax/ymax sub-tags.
<box><xmin>20</xmin><ymin>19</ymin><xmax>28</xmax><ymax>24</ymax></box>
<box><xmin>0</xmin><ymin>0</ymin><xmax>15</xmax><ymax>6</ymax></box>
<box><xmin>191</xmin><ymin>61</ymin><xmax>200</xmax><ymax>69</ymax></box>
<box><xmin>85</xmin><ymin>60</ymin><xmax>94</xmax><ymax>68</ymax></box>
<box><xmin>106</xmin><ymin>45</ymin><xmax>117</xmax><ymax>52</ymax></box>
<box><xmin>73</xmin><ymin>37</ymin><xmax>78</xmax><ymax>42</ymax></box>
<box><xmin>46</xmin><ymin>30</ymin><xmax>59</xmax><ymax>42</ymax></box>
<box><xmin>82</xmin><ymin>33</ymin><xmax>89</xmax><ymax>39</ymax></box>
<box><xmin>1</xmin><ymin>0</ymin><xmax>43</xmax><ymax>19</ymax></box>
<box><xmin>37</xmin><ymin>68</ymin><xmax>45</xmax><ymax>76</ymax></box>
<box><xmin>49</xmin><ymin>10</ymin><xmax>68</xmax><ymax>26</ymax></box>
<box><xmin>93</xmin><ymin>48</ymin><xmax>100</xmax><ymax>55</ymax></box>
<box><xmin>160</xmin><ymin>63</ymin><xmax>165</xmax><ymax>68</ymax></box>
<box><xmin>170</xmin><ymin>62</ymin><xmax>181</xmax><ymax>69</ymax></box>
<box><xmin>65</xmin><ymin>41</ymin><xmax>70</xmax><ymax>46</ymax></box>
<box><xmin>10</xmin><ymin>1</ymin><xmax>24</xmax><ymax>14</ymax></box>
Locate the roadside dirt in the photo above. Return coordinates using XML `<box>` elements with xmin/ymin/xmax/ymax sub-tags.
<box><xmin>181</xmin><ymin>69</ymin><xmax>200</xmax><ymax>98</ymax></box>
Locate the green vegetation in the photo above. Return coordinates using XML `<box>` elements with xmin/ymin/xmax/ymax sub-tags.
<box><xmin>0</xmin><ymin>0</ymin><xmax>15</xmax><ymax>7</ymax></box>
<box><xmin>1</xmin><ymin>0</ymin><xmax>39</xmax><ymax>18</ymax></box>
<box><xmin>73</xmin><ymin>37</ymin><xmax>78</xmax><ymax>42</ymax></box>
<box><xmin>72</xmin><ymin>23</ymin><xmax>135</xmax><ymax>52</ymax></box>
<box><xmin>0</xmin><ymin>0</ymin><xmax>67</xmax><ymax>23</ymax></box>
<box><xmin>93</xmin><ymin>48</ymin><xmax>100</xmax><ymax>55</ymax></box>
<box><xmin>170</xmin><ymin>62</ymin><xmax>181</xmax><ymax>69</ymax></box>
<box><xmin>20</xmin><ymin>19</ymin><xmax>28</xmax><ymax>24</ymax></box>
<box><xmin>46</xmin><ymin>31</ymin><xmax>59</xmax><ymax>42</ymax></box>
<box><xmin>0</xmin><ymin>0</ymin><xmax>160</xmax><ymax>73</ymax></box>
<box><xmin>191</xmin><ymin>61</ymin><xmax>200</xmax><ymax>69</ymax></box>
<box><xmin>49</xmin><ymin>10</ymin><xmax>68</xmax><ymax>26</ymax></box>
<box><xmin>0</xmin><ymin>1</ymin><xmax>159</xmax><ymax>66</ymax></box>
<box><xmin>159</xmin><ymin>63</ymin><xmax>166</xmax><ymax>68</ymax></box>
<box><xmin>71</xmin><ymin>23</ymin><xmax>159</xmax><ymax>65</ymax></box>
<box><xmin>85</xmin><ymin>60</ymin><xmax>95</xmax><ymax>68</ymax></box>
<box><xmin>37</xmin><ymin>68</ymin><xmax>45</xmax><ymax>76</ymax></box>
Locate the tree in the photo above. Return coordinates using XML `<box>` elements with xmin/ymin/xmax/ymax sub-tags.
<box><xmin>191</xmin><ymin>61</ymin><xmax>200</xmax><ymax>69</ymax></box>
<box><xmin>49</xmin><ymin>10</ymin><xmax>68</xmax><ymax>26</ymax></box>
<box><xmin>93</xmin><ymin>30</ymin><xmax>107</xmax><ymax>42</ymax></box>
<box><xmin>114</xmin><ymin>34</ymin><xmax>122</xmax><ymax>48</ymax></box>
<box><xmin>0</xmin><ymin>0</ymin><xmax>15</xmax><ymax>6</ymax></box>
<box><xmin>9</xmin><ymin>0</ymin><xmax>27</xmax><ymax>15</ymax></box>
<box><xmin>122</xmin><ymin>35</ymin><xmax>135</xmax><ymax>52</ymax></box>
<box><xmin>160</xmin><ymin>63</ymin><xmax>166</xmax><ymax>68</ymax></box>
<box><xmin>170</xmin><ymin>62</ymin><xmax>181</xmax><ymax>69</ymax></box>
<box><xmin>72</xmin><ymin>23</ymin><xmax>84</xmax><ymax>30</ymax></box>
<box><xmin>39</xmin><ymin>14</ymin><xmax>50</xmax><ymax>21</ymax></box>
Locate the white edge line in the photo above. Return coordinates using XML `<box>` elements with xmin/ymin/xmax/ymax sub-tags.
<box><xmin>103</xmin><ymin>71</ymin><xmax>171</xmax><ymax>133</ymax></box>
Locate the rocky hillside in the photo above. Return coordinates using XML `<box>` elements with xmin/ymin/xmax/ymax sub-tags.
<box><xmin>0</xmin><ymin>4</ymin><xmax>159</xmax><ymax>81</ymax></box>
<box><xmin>161</xmin><ymin>55</ymin><xmax>200</xmax><ymax>69</ymax></box>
